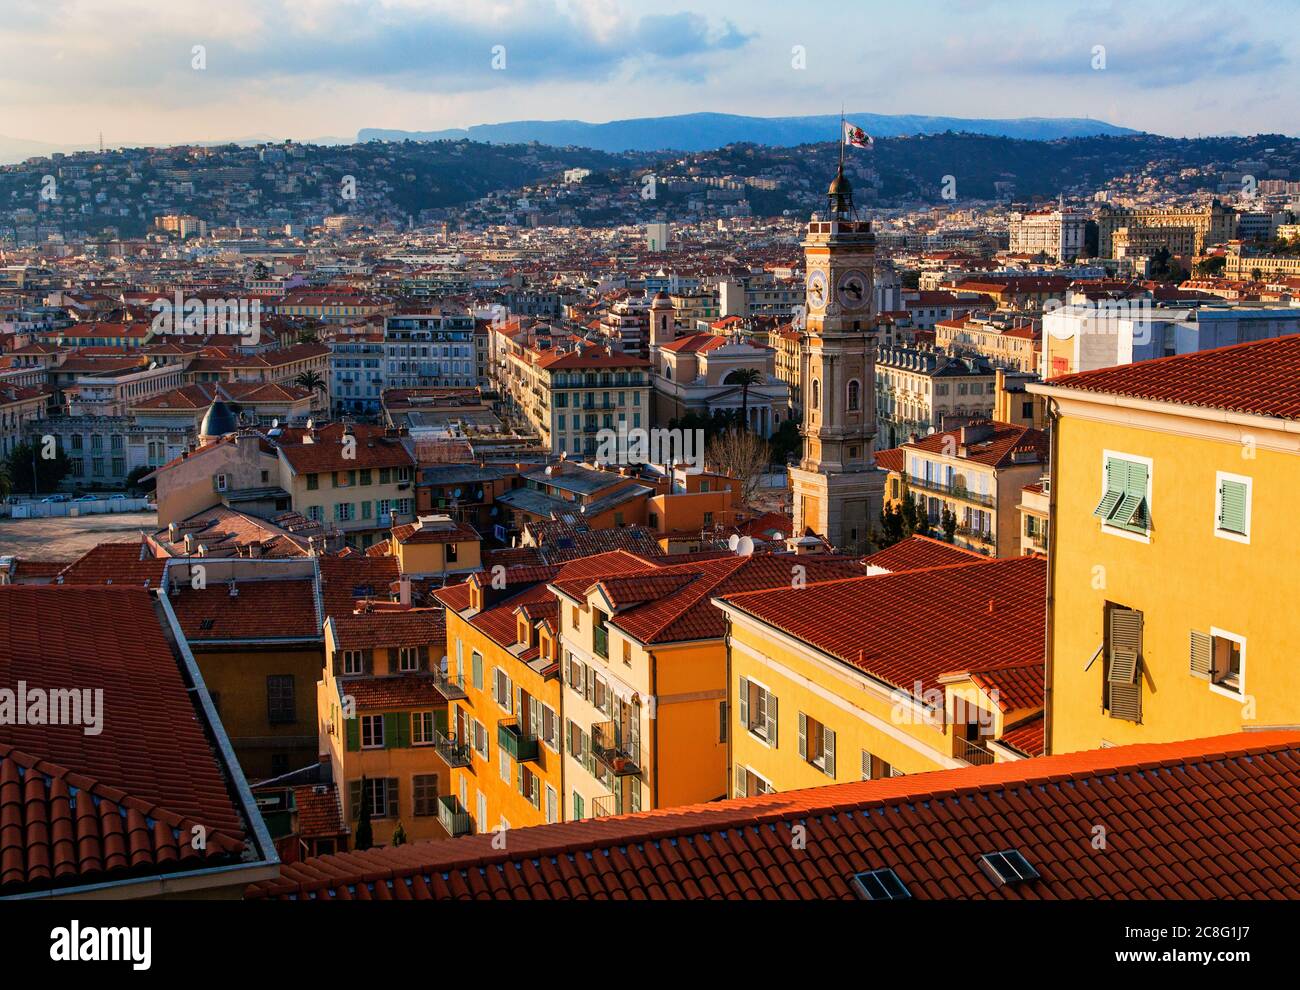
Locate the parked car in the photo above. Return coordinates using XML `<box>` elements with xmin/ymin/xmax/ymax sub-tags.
<box><xmin>108</xmin><ymin>493</ymin><xmax>127</xmax><ymax>501</ymax></box>
<box><xmin>73</xmin><ymin>494</ymin><xmax>99</xmax><ymax>502</ymax></box>
<box><xmin>40</xmin><ymin>494</ymin><xmax>68</xmax><ymax>503</ymax></box>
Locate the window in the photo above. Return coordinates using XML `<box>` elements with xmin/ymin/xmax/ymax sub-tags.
<box><xmin>1094</xmin><ymin>453</ymin><xmax>1150</xmax><ymax>537</ymax></box>
<box><xmin>342</xmin><ymin>649</ymin><xmax>365</xmax><ymax>675</ymax></box>
<box><xmin>978</xmin><ymin>850</ymin><xmax>1040</xmax><ymax>886</ymax></box>
<box><xmin>214</xmin><ymin>473</ymin><xmax>229</xmax><ymax>492</ymax></box>
<box><xmin>1104</xmin><ymin>605</ymin><xmax>1143</xmax><ymax>722</ymax></box>
<box><xmin>541</xmin><ymin>704</ymin><xmax>559</xmax><ymax>751</ymax></box>
<box><xmin>798</xmin><ymin>712</ymin><xmax>836</xmax><ymax>777</ymax></box>
<box><xmin>472</xmin><ymin>718</ymin><xmax>488</xmax><ymax>760</ymax></box>
<box><xmin>847</xmin><ymin>379</ymin><xmax>861</xmax><ymax>411</ymax></box>
<box><xmin>397</xmin><ymin>646</ymin><xmax>420</xmax><ymax>673</ymax></box>
<box><xmin>266</xmin><ymin>675</ymin><xmax>295</xmax><ymax>724</ymax></box>
<box><xmin>471</xmin><ymin>651</ymin><xmax>484</xmax><ymax>690</ymax></box>
<box><xmin>446</xmin><ymin>542</ymin><xmax>458</xmax><ymax>563</ymax></box>
<box><xmin>737</xmin><ymin>676</ymin><xmax>777</xmax><ymax>744</ymax></box>
<box><xmin>860</xmin><ymin>750</ymin><xmax>894</xmax><ymax>780</ymax></box>
<box><xmin>546</xmin><ymin>784</ymin><xmax>559</xmax><ymax>824</ymax></box>
<box><xmin>493</xmin><ymin>667</ymin><xmax>512</xmax><ymax>711</ymax></box>
<box><xmin>498</xmin><ymin>745</ymin><xmax>511</xmax><ymax>782</ymax></box>
<box><xmin>568</xmin><ymin>655</ymin><xmax>586</xmax><ymax>694</ymax></box>
<box><xmin>412</xmin><ymin>774</ymin><xmax>438</xmax><ymax>816</ymax></box>
<box><xmin>1214</xmin><ymin>472</ymin><xmax>1251</xmax><ymax>542</ymax></box>
<box><xmin>350</xmin><ymin>777</ymin><xmax>398</xmax><ymax>820</ymax></box>
<box><xmin>718</xmin><ymin>701</ymin><xmax>727</xmax><ymax>742</ymax></box>
<box><xmin>573</xmin><ymin>792</ymin><xmax>585</xmax><ymax>820</ymax></box>
<box><xmin>734</xmin><ymin>765</ymin><xmax>773</xmax><ymax>797</ymax></box>
<box><xmin>811</xmin><ymin>379</ymin><xmax>820</xmax><ymax>409</ymax></box>
<box><xmin>1190</xmin><ymin>628</ymin><xmax>1244</xmax><ymax>695</ymax></box>
<box><xmin>411</xmin><ymin>710</ymin><xmax>435</xmax><ymax>745</ymax></box>
<box><xmin>850</xmin><ymin>869</ymin><xmax>911</xmax><ymax>901</ymax></box>
<box><xmin>361</xmin><ymin>714</ymin><xmax>385</xmax><ymax>748</ymax></box>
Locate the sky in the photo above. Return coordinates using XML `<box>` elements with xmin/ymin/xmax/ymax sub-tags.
<box><xmin>0</xmin><ymin>0</ymin><xmax>1295</xmax><ymax>149</ymax></box>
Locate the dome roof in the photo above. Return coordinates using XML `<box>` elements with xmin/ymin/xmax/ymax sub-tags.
<box><xmin>828</xmin><ymin>168</ymin><xmax>853</xmax><ymax>195</ymax></box>
<box><xmin>652</xmin><ymin>290</ymin><xmax>672</xmax><ymax>303</ymax></box>
<box><xmin>199</xmin><ymin>399</ymin><xmax>239</xmax><ymax>439</ymax></box>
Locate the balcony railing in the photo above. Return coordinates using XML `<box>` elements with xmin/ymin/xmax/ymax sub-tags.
<box><xmin>591</xmin><ymin>721</ymin><xmax>640</xmax><ymax>776</ymax></box>
<box><xmin>954</xmin><ymin>736</ymin><xmax>995</xmax><ymax>767</ymax></box>
<box><xmin>498</xmin><ymin>717</ymin><xmax>540</xmax><ymax>762</ymax></box>
<box><xmin>432</xmin><ymin>729</ymin><xmax>472</xmax><ymax>769</ymax></box>
<box><xmin>907</xmin><ymin>476</ymin><xmax>994</xmax><ymax>508</ymax></box>
<box><xmin>593</xmin><ymin>625</ymin><xmax>609</xmax><ymax>660</ymax></box>
<box><xmin>437</xmin><ymin>794</ymin><xmax>474</xmax><ymax>837</ymax></box>
<box><xmin>431</xmin><ymin>669</ymin><xmax>468</xmax><ymax>701</ymax></box>
<box><xmin>591</xmin><ymin>793</ymin><xmax>620</xmax><ymax>818</ymax></box>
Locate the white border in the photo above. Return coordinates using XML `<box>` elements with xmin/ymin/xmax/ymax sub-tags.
<box><xmin>1208</xmin><ymin>626</ymin><xmax>1247</xmax><ymax>701</ymax></box>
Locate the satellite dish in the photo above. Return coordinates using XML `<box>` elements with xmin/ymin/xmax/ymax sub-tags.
<box><xmin>453</xmin><ymin>488</ymin><xmax>462</xmax><ymax>498</ymax></box>
<box><xmin>737</xmin><ymin>536</ymin><xmax>755</xmax><ymax>556</ymax></box>
<box><xmin>728</xmin><ymin>534</ymin><xmax>740</xmax><ymax>551</ymax></box>
<box><xmin>272</xmin><ymin>418</ymin><xmax>279</xmax><ymax>428</ymax></box>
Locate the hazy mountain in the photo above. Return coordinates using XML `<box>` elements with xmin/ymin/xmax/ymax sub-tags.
<box><xmin>359</xmin><ymin>111</ymin><xmax>1142</xmax><ymax>152</ymax></box>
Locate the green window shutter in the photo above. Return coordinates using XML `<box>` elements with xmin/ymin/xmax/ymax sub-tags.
<box><xmin>348</xmin><ymin>779</ymin><xmax>362</xmax><ymax>819</ymax></box>
<box><xmin>738</xmin><ymin>677</ymin><xmax>749</xmax><ymax>728</ymax></box>
<box><xmin>418</xmin><ymin>645</ymin><xmax>430</xmax><ymax>671</ymax></box>
<box><xmin>824</xmin><ymin>727</ymin><xmax>836</xmax><ymax>778</ymax></box>
<box><xmin>472</xmin><ymin>652</ymin><xmax>483</xmax><ymax>689</ymax></box>
<box><xmin>797</xmin><ymin>712</ymin><xmax>807</xmax><ymax>759</ymax></box>
<box><xmin>386</xmin><ymin>778</ymin><xmax>399</xmax><ymax>818</ymax></box>
<box><xmin>345</xmin><ymin>717</ymin><xmax>360</xmax><ymax>751</ymax></box>
<box><xmin>1189</xmin><ymin>630</ymin><xmax>1214</xmax><ymax>680</ymax></box>
<box><xmin>384</xmin><ymin>712</ymin><xmax>403</xmax><ymax>748</ymax></box>
<box><xmin>1093</xmin><ymin>457</ymin><xmax>1125</xmax><ymax>518</ymax></box>
<box><xmin>1218</xmin><ymin>480</ymin><xmax>1247</xmax><ymax>534</ymax></box>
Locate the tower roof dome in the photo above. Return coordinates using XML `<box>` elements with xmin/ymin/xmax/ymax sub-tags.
<box><xmin>199</xmin><ymin>400</ymin><xmax>239</xmax><ymax>440</ymax></box>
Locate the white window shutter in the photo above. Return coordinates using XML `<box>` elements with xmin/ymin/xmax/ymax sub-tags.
<box><xmin>824</xmin><ymin>728</ymin><xmax>836</xmax><ymax>778</ymax></box>
<box><xmin>734</xmin><ymin>765</ymin><xmax>747</xmax><ymax>798</ymax></box>
<box><xmin>797</xmin><ymin>712</ymin><xmax>807</xmax><ymax>759</ymax></box>
<box><xmin>766</xmin><ymin>694</ymin><xmax>778</xmax><ymax>747</ymax></box>
<box><xmin>738</xmin><ymin>677</ymin><xmax>749</xmax><ymax>728</ymax></box>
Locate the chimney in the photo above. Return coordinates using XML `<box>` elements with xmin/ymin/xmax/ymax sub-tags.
<box><xmin>399</xmin><ymin>576</ymin><xmax>411</xmax><ymax>606</ymax></box>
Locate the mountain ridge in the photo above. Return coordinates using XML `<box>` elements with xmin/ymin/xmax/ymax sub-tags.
<box><xmin>358</xmin><ymin>110</ymin><xmax>1143</xmax><ymax>152</ymax></box>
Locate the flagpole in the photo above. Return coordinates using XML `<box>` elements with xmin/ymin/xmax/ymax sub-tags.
<box><xmin>838</xmin><ymin>105</ymin><xmax>845</xmax><ymax>172</ymax></box>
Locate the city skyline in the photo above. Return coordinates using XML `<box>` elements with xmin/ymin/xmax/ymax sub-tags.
<box><xmin>0</xmin><ymin>0</ymin><xmax>1295</xmax><ymax>152</ymax></box>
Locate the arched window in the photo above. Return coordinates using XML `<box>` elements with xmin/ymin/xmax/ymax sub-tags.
<box><xmin>847</xmin><ymin>379</ymin><xmax>861</xmax><ymax>411</ymax></box>
<box><xmin>811</xmin><ymin>379</ymin><xmax>821</xmax><ymax>409</ymax></box>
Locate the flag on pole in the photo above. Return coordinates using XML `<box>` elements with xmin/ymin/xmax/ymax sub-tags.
<box><xmin>843</xmin><ymin>121</ymin><xmax>873</xmax><ymax>149</ymax></box>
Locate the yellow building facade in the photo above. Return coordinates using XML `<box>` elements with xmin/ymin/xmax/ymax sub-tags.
<box><xmin>1031</xmin><ymin>346</ymin><xmax>1300</xmax><ymax>755</ymax></box>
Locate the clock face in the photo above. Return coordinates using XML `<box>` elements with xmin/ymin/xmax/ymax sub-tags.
<box><xmin>837</xmin><ymin>269</ymin><xmax>869</xmax><ymax>310</ymax></box>
<box><xmin>806</xmin><ymin>269</ymin><xmax>828</xmax><ymax>311</ymax></box>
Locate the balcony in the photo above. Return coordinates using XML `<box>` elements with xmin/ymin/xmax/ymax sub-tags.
<box><xmin>591</xmin><ymin>721</ymin><xmax>640</xmax><ymax>776</ymax></box>
<box><xmin>954</xmin><ymin>736</ymin><xmax>995</xmax><ymax>767</ymax></box>
<box><xmin>431</xmin><ymin>669</ymin><xmax>468</xmax><ymax>701</ymax></box>
<box><xmin>591</xmin><ymin>793</ymin><xmax>621</xmax><ymax>818</ymax></box>
<box><xmin>593</xmin><ymin>624</ymin><xmax>609</xmax><ymax>660</ymax></box>
<box><xmin>907</xmin><ymin>476</ymin><xmax>994</xmax><ymax>508</ymax></box>
<box><xmin>437</xmin><ymin>794</ymin><xmax>474</xmax><ymax>837</ymax></box>
<box><xmin>498</xmin><ymin>717</ymin><xmax>540</xmax><ymax>762</ymax></box>
<box><xmin>432</xmin><ymin>729</ymin><xmax>472</xmax><ymax>769</ymax></box>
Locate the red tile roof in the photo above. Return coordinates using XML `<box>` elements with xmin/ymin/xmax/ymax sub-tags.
<box><xmin>58</xmin><ymin>542</ymin><xmax>167</xmax><ymax>587</ymax></box>
<box><xmin>1042</xmin><ymin>333</ymin><xmax>1300</xmax><ymax>420</ymax></box>
<box><xmin>248</xmin><ymin>731</ymin><xmax>1300</xmax><ymax>900</ymax></box>
<box><xmin>887</xmin><ymin>422</ymin><xmax>1049</xmax><ymax>469</ymax></box>
<box><xmin>720</xmin><ymin>556</ymin><xmax>1045</xmax><ymax>701</ymax></box>
<box><xmin>293</xmin><ymin>785</ymin><xmax>346</xmax><ymax>838</ymax></box>
<box><xmin>997</xmin><ymin>715</ymin><xmax>1045</xmax><ymax>758</ymax></box>
<box><xmin>0</xmin><ymin>585</ymin><xmax>248</xmax><ymax>895</ymax></box>
<box><xmin>392</xmin><ymin>520</ymin><xmax>480</xmax><ymax>545</ymax></box>
<box><xmin>863</xmin><ymin>535</ymin><xmax>986</xmax><ymax>573</ymax></box>
<box><xmin>278</xmin><ymin>424</ymin><xmax>414</xmax><ymax>474</ymax></box>
<box><xmin>965</xmin><ymin>662</ymin><xmax>1043</xmax><ymax>713</ymax></box>
<box><xmin>343</xmin><ymin>675</ymin><xmax>447</xmax><ymax>710</ymax></box>
<box><xmin>170</xmin><ymin>578</ymin><xmax>321</xmax><ymax>641</ymax></box>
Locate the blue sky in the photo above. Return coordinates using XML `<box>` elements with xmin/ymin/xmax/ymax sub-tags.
<box><xmin>0</xmin><ymin>0</ymin><xmax>1294</xmax><ymax>146</ymax></box>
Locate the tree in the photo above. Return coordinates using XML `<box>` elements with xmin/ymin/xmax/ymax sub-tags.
<box><xmin>1194</xmin><ymin>255</ymin><xmax>1226</xmax><ymax>277</ymax></box>
<box><xmin>125</xmin><ymin>464</ymin><xmax>156</xmax><ymax>493</ymax></box>
<box><xmin>724</xmin><ymin>368</ymin><xmax>765</xmax><ymax>432</ymax></box>
<box><xmin>294</xmin><ymin>370</ymin><xmax>327</xmax><ymax>394</ymax></box>
<box><xmin>706</xmin><ymin>428</ymin><xmax>770</xmax><ymax>508</ymax></box>
<box><xmin>391</xmin><ymin>820</ymin><xmax>407</xmax><ymax>847</ymax></box>
<box><xmin>296</xmin><ymin>329</ymin><xmax>319</xmax><ymax>345</ymax></box>
<box><xmin>353</xmin><ymin>776</ymin><xmax>374</xmax><ymax>851</ymax></box>
<box><xmin>941</xmin><ymin>506</ymin><xmax>958</xmax><ymax>543</ymax></box>
<box><xmin>4</xmin><ymin>440</ymin><xmax>71</xmax><ymax>496</ymax></box>
<box><xmin>768</xmin><ymin>418</ymin><xmax>801</xmax><ymax>465</ymax></box>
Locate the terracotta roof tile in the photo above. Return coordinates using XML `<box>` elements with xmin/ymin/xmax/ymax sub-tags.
<box><xmin>248</xmin><ymin>732</ymin><xmax>1300</xmax><ymax>900</ymax></box>
<box><xmin>863</xmin><ymin>535</ymin><xmax>986</xmax><ymax>573</ymax></box>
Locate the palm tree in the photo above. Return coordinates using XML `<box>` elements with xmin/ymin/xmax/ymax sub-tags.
<box><xmin>726</xmin><ymin>368</ymin><xmax>765</xmax><ymax>432</ymax></box>
<box><xmin>294</xmin><ymin>370</ymin><xmax>326</xmax><ymax>394</ymax></box>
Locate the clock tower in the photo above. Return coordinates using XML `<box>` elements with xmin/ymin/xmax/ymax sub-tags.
<box><xmin>788</xmin><ymin>163</ymin><xmax>885</xmax><ymax>552</ymax></box>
